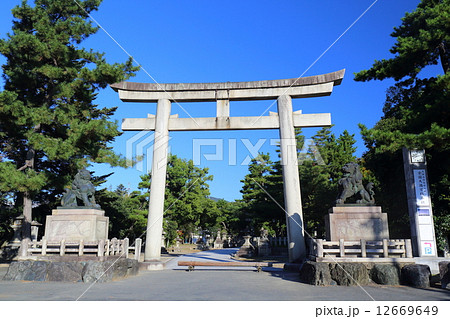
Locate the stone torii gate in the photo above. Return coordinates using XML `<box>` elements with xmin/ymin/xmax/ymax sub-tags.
<box><xmin>111</xmin><ymin>69</ymin><xmax>345</xmax><ymax>263</ymax></box>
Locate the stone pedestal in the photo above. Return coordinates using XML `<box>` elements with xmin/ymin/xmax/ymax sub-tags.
<box><xmin>213</xmin><ymin>238</ymin><xmax>224</xmax><ymax>249</ymax></box>
<box><xmin>257</xmin><ymin>239</ymin><xmax>271</xmax><ymax>256</ymax></box>
<box><xmin>325</xmin><ymin>206</ymin><xmax>389</xmax><ymax>241</ymax></box>
<box><xmin>44</xmin><ymin>208</ymin><xmax>109</xmax><ymax>242</ymax></box>
<box><xmin>213</xmin><ymin>231</ymin><xmax>224</xmax><ymax>249</ymax></box>
<box><xmin>236</xmin><ymin>236</ymin><xmax>255</xmax><ymax>257</ymax></box>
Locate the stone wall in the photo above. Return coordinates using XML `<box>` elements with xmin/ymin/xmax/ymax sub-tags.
<box><xmin>299</xmin><ymin>261</ymin><xmax>433</xmax><ymax>288</ymax></box>
<box><xmin>3</xmin><ymin>258</ymin><xmax>139</xmax><ymax>283</ymax></box>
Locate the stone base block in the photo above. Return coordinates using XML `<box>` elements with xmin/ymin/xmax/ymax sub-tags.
<box><xmin>299</xmin><ymin>261</ymin><xmax>416</xmax><ymax>287</ymax></box>
<box><xmin>330</xmin><ymin>263</ymin><xmax>370</xmax><ymax>286</ymax></box>
<box><xmin>213</xmin><ymin>240</ymin><xmax>224</xmax><ymax>249</ymax></box>
<box><xmin>3</xmin><ymin>258</ymin><xmax>138</xmax><ymax>282</ymax></box>
<box><xmin>236</xmin><ymin>246</ymin><xmax>254</xmax><ymax>258</ymax></box>
<box><xmin>325</xmin><ymin>206</ymin><xmax>389</xmax><ymax>241</ymax></box>
<box><xmin>439</xmin><ymin>261</ymin><xmax>450</xmax><ymax>290</ymax></box>
<box><xmin>44</xmin><ymin>208</ymin><xmax>109</xmax><ymax>241</ymax></box>
<box><xmin>414</xmin><ymin>257</ymin><xmax>449</xmax><ymax>274</ymax></box>
<box><xmin>401</xmin><ymin>264</ymin><xmax>431</xmax><ymax>288</ymax></box>
<box><xmin>140</xmin><ymin>261</ymin><xmax>165</xmax><ymax>271</ymax></box>
<box><xmin>370</xmin><ymin>264</ymin><xmax>401</xmax><ymax>285</ymax></box>
<box><xmin>299</xmin><ymin>261</ymin><xmax>334</xmax><ymax>286</ymax></box>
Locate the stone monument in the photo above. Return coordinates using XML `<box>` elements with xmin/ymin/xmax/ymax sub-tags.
<box><xmin>325</xmin><ymin>163</ymin><xmax>389</xmax><ymax>241</ymax></box>
<box><xmin>257</xmin><ymin>227</ymin><xmax>271</xmax><ymax>256</ymax></box>
<box><xmin>236</xmin><ymin>235</ymin><xmax>255</xmax><ymax>257</ymax></box>
<box><xmin>44</xmin><ymin>169</ymin><xmax>109</xmax><ymax>241</ymax></box>
<box><xmin>213</xmin><ymin>230</ymin><xmax>224</xmax><ymax>249</ymax></box>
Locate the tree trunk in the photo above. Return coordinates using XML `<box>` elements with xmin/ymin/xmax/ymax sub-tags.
<box><xmin>20</xmin><ymin>125</ymin><xmax>39</xmax><ymax>240</ymax></box>
<box><xmin>18</xmin><ymin>146</ymin><xmax>37</xmax><ymax>240</ymax></box>
<box><xmin>439</xmin><ymin>41</ymin><xmax>449</xmax><ymax>74</ymax></box>
<box><xmin>21</xmin><ymin>191</ymin><xmax>32</xmax><ymax>240</ymax></box>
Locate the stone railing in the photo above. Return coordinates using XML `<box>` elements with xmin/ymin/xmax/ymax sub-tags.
<box><xmin>307</xmin><ymin>238</ymin><xmax>413</xmax><ymax>262</ymax></box>
<box><xmin>269</xmin><ymin>237</ymin><xmax>288</xmax><ymax>247</ymax></box>
<box><xmin>244</xmin><ymin>237</ymin><xmax>288</xmax><ymax>257</ymax></box>
<box><xmin>250</xmin><ymin>237</ymin><xmax>288</xmax><ymax>247</ymax></box>
<box><xmin>19</xmin><ymin>237</ymin><xmax>142</xmax><ymax>261</ymax></box>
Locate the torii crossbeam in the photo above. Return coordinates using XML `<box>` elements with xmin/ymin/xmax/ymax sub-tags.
<box><xmin>111</xmin><ymin>69</ymin><xmax>345</xmax><ymax>263</ymax></box>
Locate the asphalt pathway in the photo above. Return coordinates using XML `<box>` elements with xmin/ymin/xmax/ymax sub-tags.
<box><xmin>165</xmin><ymin>247</ymin><xmax>282</xmax><ymax>271</ymax></box>
<box><xmin>0</xmin><ymin>249</ymin><xmax>449</xmax><ymax>301</ymax></box>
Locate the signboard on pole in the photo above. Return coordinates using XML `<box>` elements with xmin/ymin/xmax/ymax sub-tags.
<box><xmin>402</xmin><ymin>148</ymin><xmax>437</xmax><ymax>257</ymax></box>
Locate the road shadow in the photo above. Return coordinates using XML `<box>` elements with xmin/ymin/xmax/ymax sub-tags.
<box><xmin>185</xmin><ymin>248</ymin><xmax>239</xmax><ymax>256</ymax></box>
<box><xmin>268</xmin><ymin>269</ymin><xmax>302</xmax><ymax>283</ymax></box>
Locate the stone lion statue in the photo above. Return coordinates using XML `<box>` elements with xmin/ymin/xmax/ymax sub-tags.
<box><xmin>335</xmin><ymin>162</ymin><xmax>375</xmax><ymax>205</ymax></box>
<box><xmin>61</xmin><ymin>168</ymin><xmax>100</xmax><ymax>208</ymax></box>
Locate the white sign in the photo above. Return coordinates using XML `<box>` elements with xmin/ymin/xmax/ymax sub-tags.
<box><xmin>421</xmin><ymin>241</ymin><xmax>435</xmax><ymax>256</ymax></box>
<box><xmin>418</xmin><ymin>215</ymin><xmax>432</xmax><ymax>225</ymax></box>
<box><xmin>419</xmin><ymin>224</ymin><xmax>435</xmax><ymax>240</ymax></box>
<box><xmin>413</xmin><ymin>169</ymin><xmax>430</xmax><ymax>206</ymax></box>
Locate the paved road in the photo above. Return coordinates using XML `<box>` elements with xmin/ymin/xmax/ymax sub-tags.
<box><xmin>165</xmin><ymin>247</ymin><xmax>282</xmax><ymax>271</ymax></box>
<box><xmin>0</xmin><ymin>249</ymin><xmax>449</xmax><ymax>301</ymax></box>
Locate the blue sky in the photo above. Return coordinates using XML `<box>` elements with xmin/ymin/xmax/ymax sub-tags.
<box><xmin>0</xmin><ymin>0</ymin><xmax>429</xmax><ymax>201</ymax></box>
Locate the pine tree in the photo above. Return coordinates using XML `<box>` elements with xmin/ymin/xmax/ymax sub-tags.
<box><xmin>96</xmin><ymin>185</ymin><xmax>147</xmax><ymax>241</ymax></box>
<box><xmin>354</xmin><ymin>0</ymin><xmax>449</xmax><ymax>250</ymax></box>
<box><xmin>238</xmin><ymin>129</ymin><xmax>359</xmax><ymax>237</ymax></box>
<box><xmin>299</xmin><ymin>128</ymin><xmax>358</xmax><ymax>236</ymax></box>
<box><xmin>0</xmin><ymin>0</ymin><xmax>138</xmax><ymax>238</ymax></box>
<box><xmin>355</xmin><ymin>0</ymin><xmax>449</xmax><ymax>150</ymax></box>
<box><xmin>240</xmin><ymin>153</ymin><xmax>273</xmax><ymax>203</ymax></box>
<box><xmin>239</xmin><ymin>153</ymin><xmax>286</xmax><ymax>235</ymax></box>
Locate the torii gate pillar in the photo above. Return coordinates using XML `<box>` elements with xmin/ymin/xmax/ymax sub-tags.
<box><xmin>278</xmin><ymin>95</ymin><xmax>305</xmax><ymax>262</ymax></box>
<box><xmin>145</xmin><ymin>99</ymin><xmax>171</xmax><ymax>261</ymax></box>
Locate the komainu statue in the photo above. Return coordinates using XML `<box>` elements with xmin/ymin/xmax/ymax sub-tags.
<box><xmin>335</xmin><ymin>162</ymin><xmax>375</xmax><ymax>205</ymax></box>
<box><xmin>61</xmin><ymin>168</ymin><xmax>100</xmax><ymax>208</ymax></box>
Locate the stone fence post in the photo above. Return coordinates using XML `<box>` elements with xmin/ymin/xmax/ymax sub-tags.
<box><xmin>19</xmin><ymin>238</ymin><xmax>30</xmax><ymax>257</ymax></box>
<box><xmin>135</xmin><ymin>238</ymin><xmax>142</xmax><ymax>261</ymax></box>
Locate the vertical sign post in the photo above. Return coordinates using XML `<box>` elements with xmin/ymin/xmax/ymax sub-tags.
<box><xmin>402</xmin><ymin>148</ymin><xmax>437</xmax><ymax>257</ymax></box>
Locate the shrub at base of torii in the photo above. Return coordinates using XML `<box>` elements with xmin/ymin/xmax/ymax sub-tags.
<box><xmin>0</xmin><ymin>0</ymin><xmax>139</xmax><ymax>239</ymax></box>
<box><xmin>355</xmin><ymin>0</ymin><xmax>449</xmax><ymax>253</ymax></box>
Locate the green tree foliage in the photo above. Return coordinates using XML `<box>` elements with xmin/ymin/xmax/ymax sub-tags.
<box><xmin>298</xmin><ymin>128</ymin><xmax>358</xmax><ymax>236</ymax></box>
<box><xmin>240</xmin><ymin>153</ymin><xmax>286</xmax><ymax>235</ymax></box>
<box><xmin>0</xmin><ymin>192</ymin><xmax>15</xmax><ymax>247</ymax></box>
<box><xmin>238</xmin><ymin>128</ymin><xmax>359</xmax><ymax>238</ymax></box>
<box><xmin>355</xmin><ymin>0</ymin><xmax>449</xmax><ymax>151</ymax></box>
<box><xmin>96</xmin><ymin>185</ymin><xmax>147</xmax><ymax>242</ymax></box>
<box><xmin>215</xmin><ymin>199</ymin><xmax>245</xmax><ymax>235</ymax></box>
<box><xmin>240</xmin><ymin>154</ymin><xmax>273</xmax><ymax>204</ymax></box>
<box><xmin>94</xmin><ymin>156</ymin><xmax>244</xmax><ymax>247</ymax></box>
<box><xmin>138</xmin><ymin>154</ymin><xmax>222</xmax><ymax>243</ymax></box>
<box><xmin>354</xmin><ymin>0</ymin><xmax>449</xmax><ymax>250</ymax></box>
<box><xmin>0</xmin><ymin>0</ymin><xmax>138</xmax><ymax>237</ymax></box>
